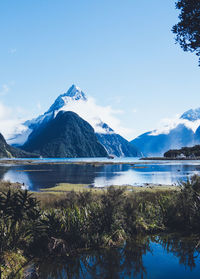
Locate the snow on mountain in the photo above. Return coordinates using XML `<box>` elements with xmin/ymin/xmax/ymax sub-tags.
<box><xmin>181</xmin><ymin>108</ymin><xmax>200</xmax><ymax>122</ymax></box>
<box><xmin>131</xmin><ymin>107</ymin><xmax>200</xmax><ymax>157</ymax></box>
<box><xmin>47</xmin><ymin>85</ymin><xmax>87</xmax><ymax>113</ymax></box>
<box><xmin>150</xmin><ymin>115</ymin><xmax>200</xmax><ymax>136</ymax></box>
<box><xmin>28</xmin><ymin>84</ymin><xmax>115</xmax><ymax>135</ymax></box>
<box><xmin>7</xmin><ymin>85</ymin><xmax>140</xmax><ymax>157</ymax></box>
<box><xmin>7</xmin><ymin>85</ymin><xmax>112</xmax><ymax>146</ymax></box>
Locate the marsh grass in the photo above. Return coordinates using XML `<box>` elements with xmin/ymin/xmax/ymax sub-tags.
<box><xmin>0</xmin><ymin>180</ymin><xmax>22</xmax><ymax>192</ymax></box>
<box><xmin>1</xmin><ymin>175</ymin><xmax>200</xmax><ymax>278</ymax></box>
<box><xmin>40</xmin><ymin>183</ymin><xmax>91</xmax><ymax>192</ymax></box>
<box><xmin>34</xmin><ymin>183</ymin><xmax>178</xmax><ymax>209</ymax></box>
<box><xmin>1</xmin><ymin>251</ymin><xmax>26</xmax><ymax>279</ymax></box>
<box><xmin>40</xmin><ymin>182</ymin><xmax>178</xmax><ymax>194</ymax></box>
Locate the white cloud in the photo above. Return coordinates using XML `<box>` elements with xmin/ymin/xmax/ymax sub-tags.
<box><xmin>150</xmin><ymin>114</ymin><xmax>200</xmax><ymax>136</ymax></box>
<box><xmin>0</xmin><ymin>102</ymin><xmax>27</xmax><ymax>140</ymax></box>
<box><xmin>59</xmin><ymin>96</ymin><xmax>134</xmax><ymax>139</ymax></box>
<box><xmin>0</xmin><ymin>84</ymin><xmax>10</xmax><ymax>96</ymax></box>
<box><xmin>0</xmin><ymin>93</ymin><xmax>135</xmax><ymax>143</ymax></box>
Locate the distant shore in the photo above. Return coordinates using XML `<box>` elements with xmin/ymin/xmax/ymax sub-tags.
<box><xmin>141</xmin><ymin>157</ymin><xmax>200</xmax><ymax>160</ymax></box>
<box><xmin>1</xmin><ymin>157</ymin><xmax>200</xmax><ymax>167</ymax></box>
<box><xmin>0</xmin><ymin>159</ymin><xmax>137</xmax><ymax>166</ymax></box>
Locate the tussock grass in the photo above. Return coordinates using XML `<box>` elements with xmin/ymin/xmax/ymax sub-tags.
<box><xmin>1</xmin><ymin>175</ymin><xmax>200</xmax><ymax>278</ymax></box>
<box><xmin>0</xmin><ymin>180</ymin><xmax>22</xmax><ymax>192</ymax></box>
<box><xmin>1</xmin><ymin>251</ymin><xmax>26</xmax><ymax>279</ymax></box>
<box><xmin>41</xmin><ymin>183</ymin><xmax>90</xmax><ymax>192</ymax></box>
<box><xmin>40</xmin><ymin>183</ymin><xmax>106</xmax><ymax>194</ymax></box>
<box><xmin>40</xmin><ymin>183</ymin><xmax>178</xmax><ymax>194</ymax></box>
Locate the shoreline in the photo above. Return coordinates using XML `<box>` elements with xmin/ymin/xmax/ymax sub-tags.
<box><xmin>38</xmin><ymin>182</ymin><xmax>178</xmax><ymax>194</ymax></box>
<box><xmin>1</xmin><ymin>157</ymin><xmax>200</xmax><ymax>167</ymax></box>
<box><xmin>141</xmin><ymin>157</ymin><xmax>200</xmax><ymax>160</ymax></box>
<box><xmin>0</xmin><ymin>159</ymin><xmax>137</xmax><ymax>166</ymax></box>
<box><xmin>0</xmin><ymin>180</ymin><xmax>178</xmax><ymax>194</ymax></box>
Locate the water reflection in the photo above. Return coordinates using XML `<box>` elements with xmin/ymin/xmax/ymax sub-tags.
<box><xmin>34</xmin><ymin>235</ymin><xmax>200</xmax><ymax>279</ymax></box>
<box><xmin>1</xmin><ymin>162</ymin><xmax>200</xmax><ymax>190</ymax></box>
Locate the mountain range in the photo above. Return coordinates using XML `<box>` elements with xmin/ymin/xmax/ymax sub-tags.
<box><xmin>8</xmin><ymin>85</ymin><xmax>140</xmax><ymax>158</ymax></box>
<box><xmin>131</xmin><ymin>108</ymin><xmax>200</xmax><ymax>156</ymax></box>
<box><xmin>6</xmin><ymin>84</ymin><xmax>200</xmax><ymax>158</ymax></box>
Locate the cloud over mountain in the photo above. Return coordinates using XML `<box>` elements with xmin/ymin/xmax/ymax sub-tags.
<box><xmin>150</xmin><ymin>115</ymin><xmax>200</xmax><ymax>136</ymax></box>
<box><xmin>0</xmin><ymin>102</ymin><xmax>27</xmax><ymax>140</ymax></box>
<box><xmin>131</xmin><ymin>107</ymin><xmax>200</xmax><ymax>157</ymax></box>
<box><xmin>59</xmin><ymin>95</ymin><xmax>132</xmax><ymax>138</ymax></box>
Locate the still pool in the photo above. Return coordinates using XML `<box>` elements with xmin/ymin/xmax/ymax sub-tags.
<box><xmin>27</xmin><ymin>235</ymin><xmax>200</xmax><ymax>279</ymax></box>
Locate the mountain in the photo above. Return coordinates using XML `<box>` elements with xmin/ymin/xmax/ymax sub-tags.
<box><xmin>181</xmin><ymin>108</ymin><xmax>200</xmax><ymax>121</ymax></box>
<box><xmin>22</xmin><ymin>111</ymin><xmax>108</xmax><ymax>158</ymax></box>
<box><xmin>9</xmin><ymin>84</ymin><xmax>140</xmax><ymax>157</ymax></box>
<box><xmin>97</xmin><ymin>133</ymin><xmax>140</xmax><ymax>157</ymax></box>
<box><xmin>131</xmin><ymin>108</ymin><xmax>200</xmax><ymax>157</ymax></box>
<box><xmin>0</xmin><ymin>133</ymin><xmax>38</xmax><ymax>158</ymax></box>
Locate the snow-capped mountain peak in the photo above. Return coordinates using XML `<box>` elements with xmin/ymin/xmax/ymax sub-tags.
<box><xmin>181</xmin><ymin>108</ymin><xmax>200</xmax><ymax>122</ymax></box>
<box><xmin>47</xmin><ymin>84</ymin><xmax>87</xmax><ymax>113</ymax></box>
<box><xmin>131</xmin><ymin>106</ymin><xmax>200</xmax><ymax>156</ymax></box>
<box><xmin>6</xmin><ymin>84</ymin><xmax>141</xmax><ymax>157</ymax></box>
<box><xmin>7</xmin><ymin>85</ymin><xmax>115</xmax><ymax>146</ymax></box>
<box><xmin>65</xmin><ymin>84</ymin><xmax>86</xmax><ymax>99</ymax></box>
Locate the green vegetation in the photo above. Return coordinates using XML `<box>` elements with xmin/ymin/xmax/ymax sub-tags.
<box><xmin>0</xmin><ymin>133</ymin><xmax>39</xmax><ymax>158</ymax></box>
<box><xmin>41</xmin><ymin>183</ymin><xmax>93</xmax><ymax>193</ymax></box>
<box><xmin>22</xmin><ymin>111</ymin><xmax>108</xmax><ymax>158</ymax></box>
<box><xmin>1</xmin><ymin>251</ymin><xmax>26</xmax><ymax>279</ymax></box>
<box><xmin>164</xmin><ymin>145</ymin><xmax>200</xmax><ymax>159</ymax></box>
<box><xmin>1</xmin><ymin>175</ymin><xmax>200</xmax><ymax>278</ymax></box>
<box><xmin>40</xmin><ymin>182</ymin><xmax>177</xmax><ymax>195</ymax></box>
<box><xmin>173</xmin><ymin>0</ymin><xmax>200</xmax><ymax>66</ymax></box>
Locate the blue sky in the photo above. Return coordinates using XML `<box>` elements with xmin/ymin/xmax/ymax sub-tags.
<box><xmin>0</xmin><ymin>0</ymin><xmax>200</xmax><ymax>140</ymax></box>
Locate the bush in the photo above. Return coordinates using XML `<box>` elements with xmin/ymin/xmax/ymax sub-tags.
<box><xmin>2</xmin><ymin>176</ymin><xmax>200</xmax><ymax>277</ymax></box>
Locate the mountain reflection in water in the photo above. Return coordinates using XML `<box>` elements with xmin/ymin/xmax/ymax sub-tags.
<box><xmin>32</xmin><ymin>235</ymin><xmax>200</xmax><ymax>279</ymax></box>
<box><xmin>1</xmin><ymin>161</ymin><xmax>200</xmax><ymax>190</ymax></box>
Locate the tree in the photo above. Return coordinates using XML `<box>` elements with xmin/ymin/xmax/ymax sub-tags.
<box><xmin>172</xmin><ymin>0</ymin><xmax>200</xmax><ymax>65</ymax></box>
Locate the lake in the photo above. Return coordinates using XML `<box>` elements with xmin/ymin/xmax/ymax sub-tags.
<box><xmin>28</xmin><ymin>234</ymin><xmax>200</xmax><ymax>279</ymax></box>
<box><xmin>1</xmin><ymin>158</ymin><xmax>200</xmax><ymax>190</ymax></box>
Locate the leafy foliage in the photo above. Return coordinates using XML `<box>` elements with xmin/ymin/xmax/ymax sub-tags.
<box><xmin>2</xmin><ymin>176</ymin><xmax>200</xmax><ymax>277</ymax></box>
<box><xmin>172</xmin><ymin>0</ymin><xmax>200</xmax><ymax>65</ymax></box>
<box><xmin>0</xmin><ymin>190</ymin><xmax>41</xmax><ymax>254</ymax></box>
<box><xmin>164</xmin><ymin>145</ymin><xmax>200</xmax><ymax>158</ymax></box>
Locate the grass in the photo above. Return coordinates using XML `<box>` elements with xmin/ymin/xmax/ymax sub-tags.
<box><xmin>128</xmin><ymin>185</ymin><xmax>179</xmax><ymax>192</ymax></box>
<box><xmin>1</xmin><ymin>175</ymin><xmax>200</xmax><ymax>279</ymax></box>
<box><xmin>0</xmin><ymin>181</ymin><xmax>22</xmax><ymax>192</ymax></box>
<box><xmin>0</xmin><ymin>180</ymin><xmax>178</xmax><ymax>210</ymax></box>
<box><xmin>41</xmin><ymin>183</ymin><xmax>89</xmax><ymax>192</ymax></box>
<box><xmin>33</xmin><ymin>183</ymin><xmax>179</xmax><ymax>209</ymax></box>
<box><xmin>40</xmin><ymin>183</ymin><xmax>178</xmax><ymax>194</ymax></box>
<box><xmin>1</xmin><ymin>251</ymin><xmax>26</xmax><ymax>279</ymax></box>
<box><xmin>0</xmin><ymin>178</ymin><xmax>178</xmax><ymax>197</ymax></box>
<box><xmin>0</xmin><ymin>179</ymin><xmax>179</xmax><ymax>211</ymax></box>
<box><xmin>40</xmin><ymin>183</ymin><xmax>105</xmax><ymax>194</ymax></box>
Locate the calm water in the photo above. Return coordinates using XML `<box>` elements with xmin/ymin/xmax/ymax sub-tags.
<box><xmin>1</xmin><ymin>158</ymin><xmax>200</xmax><ymax>190</ymax></box>
<box><xmin>30</xmin><ymin>235</ymin><xmax>200</xmax><ymax>279</ymax></box>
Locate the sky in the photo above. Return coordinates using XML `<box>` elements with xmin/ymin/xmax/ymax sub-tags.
<box><xmin>0</xmin><ymin>0</ymin><xmax>200</xmax><ymax>140</ymax></box>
